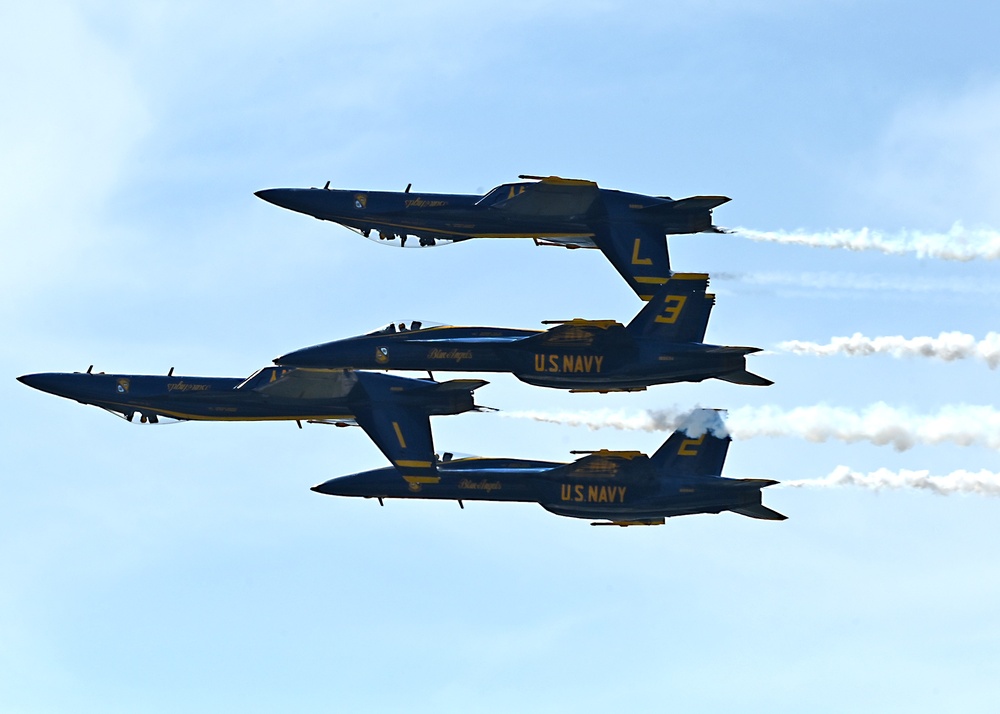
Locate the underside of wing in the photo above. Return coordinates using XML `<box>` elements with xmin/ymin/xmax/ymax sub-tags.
<box><xmin>590</xmin><ymin>222</ymin><xmax>672</xmax><ymax>300</ymax></box>
<box><xmin>351</xmin><ymin>400</ymin><xmax>440</xmax><ymax>486</ymax></box>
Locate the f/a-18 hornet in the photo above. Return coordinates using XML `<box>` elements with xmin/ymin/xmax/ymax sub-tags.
<box><xmin>18</xmin><ymin>366</ymin><xmax>488</xmax><ymax>485</ymax></box>
<box><xmin>312</xmin><ymin>409</ymin><xmax>785</xmax><ymax>526</ymax></box>
<box><xmin>276</xmin><ymin>273</ymin><xmax>770</xmax><ymax>391</ymax></box>
<box><xmin>255</xmin><ymin>175</ymin><xmax>728</xmax><ymax>299</ymax></box>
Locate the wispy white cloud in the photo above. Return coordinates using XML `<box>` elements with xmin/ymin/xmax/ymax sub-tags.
<box><xmin>863</xmin><ymin>82</ymin><xmax>1000</xmax><ymax>227</ymax></box>
<box><xmin>505</xmin><ymin>403</ymin><xmax>1000</xmax><ymax>451</ymax></box>
<box><xmin>783</xmin><ymin>465</ymin><xmax>1000</xmax><ymax>496</ymax></box>
<box><xmin>778</xmin><ymin>332</ymin><xmax>1000</xmax><ymax>368</ymax></box>
<box><xmin>0</xmin><ymin>3</ymin><xmax>150</xmax><ymax>308</ymax></box>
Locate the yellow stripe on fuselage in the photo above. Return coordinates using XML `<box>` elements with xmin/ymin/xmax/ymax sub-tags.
<box><xmin>403</xmin><ymin>475</ymin><xmax>441</xmax><ymax>484</ymax></box>
<box><xmin>395</xmin><ymin>459</ymin><xmax>432</xmax><ymax>468</ymax></box>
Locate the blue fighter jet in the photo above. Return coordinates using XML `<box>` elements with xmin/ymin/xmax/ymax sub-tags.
<box><xmin>275</xmin><ymin>273</ymin><xmax>770</xmax><ymax>391</ymax></box>
<box><xmin>255</xmin><ymin>175</ymin><xmax>729</xmax><ymax>299</ymax></box>
<box><xmin>311</xmin><ymin>409</ymin><xmax>786</xmax><ymax>526</ymax></box>
<box><xmin>18</xmin><ymin>366</ymin><xmax>489</xmax><ymax>485</ymax></box>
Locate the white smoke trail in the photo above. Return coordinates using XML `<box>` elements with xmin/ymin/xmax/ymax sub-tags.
<box><xmin>714</xmin><ymin>271</ymin><xmax>1000</xmax><ymax>296</ymax></box>
<box><xmin>782</xmin><ymin>465</ymin><xmax>1000</xmax><ymax>496</ymax></box>
<box><xmin>504</xmin><ymin>403</ymin><xmax>1000</xmax><ymax>451</ymax></box>
<box><xmin>734</xmin><ymin>222</ymin><xmax>1000</xmax><ymax>261</ymax></box>
<box><xmin>778</xmin><ymin>332</ymin><xmax>1000</xmax><ymax>368</ymax></box>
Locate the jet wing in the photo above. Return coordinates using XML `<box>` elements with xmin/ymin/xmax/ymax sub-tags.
<box><xmin>351</xmin><ymin>399</ymin><xmax>440</xmax><ymax>486</ymax></box>
<box><xmin>590</xmin><ymin>221</ymin><xmax>672</xmax><ymax>301</ymax></box>
<box><xmin>347</xmin><ymin>372</ymin><xmax>487</xmax><ymax>487</ymax></box>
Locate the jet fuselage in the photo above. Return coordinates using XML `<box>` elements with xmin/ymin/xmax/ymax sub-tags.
<box><xmin>255</xmin><ymin>183</ymin><xmax>717</xmax><ymax>245</ymax></box>
<box><xmin>275</xmin><ymin>326</ymin><xmax>758</xmax><ymax>391</ymax></box>
<box><xmin>16</xmin><ymin>368</ymin><xmax>473</xmax><ymax>423</ymax></box>
<box><xmin>314</xmin><ymin>456</ymin><xmax>778</xmax><ymax>523</ymax></box>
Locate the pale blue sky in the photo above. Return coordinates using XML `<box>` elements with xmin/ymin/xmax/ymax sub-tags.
<box><xmin>3</xmin><ymin>1</ymin><xmax>1000</xmax><ymax>711</ymax></box>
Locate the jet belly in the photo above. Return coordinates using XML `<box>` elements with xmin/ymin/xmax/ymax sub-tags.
<box><xmin>542</xmin><ymin>479</ymin><xmax>766</xmax><ymax>521</ymax></box>
<box><xmin>125</xmin><ymin>386</ymin><xmax>350</xmax><ymax>422</ymax></box>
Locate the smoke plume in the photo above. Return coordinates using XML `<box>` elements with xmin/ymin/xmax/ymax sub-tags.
<box><xmin>715</xmin><ymin>271</ymin><xmax>1000</xmax><ymax>296</ymax></box>
<box><xmin>734</xmin><ymin>223</ymin><xmax>1000</xmax><ymax>261</ymax></box>
<box><xmin>778</xmin><ymin>332</ymin><xmax>1000</xmax><ymax>368</ymax></box>
<box><xmin>782</xmin><ymin>466</ymin><xmax>1000</xmax><ymax>495</ymax></box>
<box><xmin>504</xmin><ymin>403</ymin><xmax>1000</xmax><ymax>451</ymax></box>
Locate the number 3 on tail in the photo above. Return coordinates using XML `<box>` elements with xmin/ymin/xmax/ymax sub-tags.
<box><xmin>655</xmin><ymin>295</ymin><xmax>687</xmax><ymax>324</ymax></box>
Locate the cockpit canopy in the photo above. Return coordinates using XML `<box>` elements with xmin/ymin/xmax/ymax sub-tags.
<box><xmin>366</xmin><ymin>320</ymin><xmax>444</xmax><ymax>335</ymax></box>
<box><xmin>437</xmin><ymin>451</ymin><xmax>477</xmax><ymax>462</ymax></box>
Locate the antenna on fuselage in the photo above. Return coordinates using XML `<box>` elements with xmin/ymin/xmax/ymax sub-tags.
<box><xmin>167</xmin><ymin>367</ymin><xmax>174</xmax><ymax>377</ymax></box>
<box><xmin>324</xmin><ymin>181</ymin><xmax>330</xmax><ymax>190</ymax></box>
<box><xmin>405</xmin><ymin>183</ymin><xmax>412</xmax><ymax>193</ymax></box>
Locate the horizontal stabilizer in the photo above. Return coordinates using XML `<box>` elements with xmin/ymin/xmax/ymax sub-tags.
<box><xmin>426</xmin><ymin>379</ymin><xmax>489</xmax><ymax>393</ymax></box>
<box><xmin>642</xmin><ymin>196</ymin><xmax>731</xmax><ymax>214</ymax></box>
<box><xmin>715</xmin><ymin>369</ymin><xmax>773</xmax><ymax>387</ymax></box>
<box><xmin>729</xmin><ymin>504</ymin><xmax>787</xmax><ymax>521</ymax></box>
<box><xmin>704</xmin><ymin>346</ymin><xmax>761</xmax><ymax>356</ymax></box>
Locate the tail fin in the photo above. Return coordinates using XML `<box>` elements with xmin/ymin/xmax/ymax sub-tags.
<box><xmin>625</xmin><ymin>274</ymin><xmax>715</xmax><ymax>342</ymax></box>
<box><xmin>649</xmin><ymin>409</ymin><xmax>730</xmax><ymax>478</ymax></box>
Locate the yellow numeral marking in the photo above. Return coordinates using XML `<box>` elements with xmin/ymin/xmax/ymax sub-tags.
<box><xmin>655</xmin><ymin>295</ymin><xmax>687</xmax><ymax>324</ymax></box>
<box><xmin>678</xmin><ymin>435</ymin><xmax>704</xmax><ymax>456</ymax></box>
<box><xmin>631</xmin><ymin>238</ymin><xmax>653</xmax><ymax>265</ymax></box>
<box><xmin>392</xmin><ymin>421</ymin><xmax>407</xmax><ymax>448</ymax></box>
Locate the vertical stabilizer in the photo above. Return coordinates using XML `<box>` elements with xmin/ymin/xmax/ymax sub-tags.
<box><xmin>625</xmin><ymin>274</ymin><xmax>715</xmax><ymax>342</ymax></box>
<box><xmin>649</xmin><ymin>409</ymin><xmax>730</xmax><ymax>478</ymax></box>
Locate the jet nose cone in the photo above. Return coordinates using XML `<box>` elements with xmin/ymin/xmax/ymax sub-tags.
<box><xmin>255</xmin><ymin>186</ymin><xmax>341</xmax><ymax>219</ymax></box>
<box><xmin>18</xmin><ymin>372</ymin><xmax>59</xmax><ymax>394</ymax></box>
<box><xmin>275</xmin><ymin>341</ymin><xmax>348</xmax><ymax>368</ymax></box>
<box><xmin>275</xmin><ymin>345</ymin><xmax>319</xmax><ymax>366</ymax></box>
<box><xmin>254</xmin><ymin>188</ymin><xmax>281</xmax><ymax>205</ymax></box>
<box><xmin>311</xmin><ymin>480</ymin><xmax>341</xmax><ymax>496</ymax></box>
<box><xmin>17</xmin><ymin>372</ymin><xmax>89</xmax><ymax>400</ymax></box>
<box><xmin>254</xmin><ymin>187</ymin><xmax>318</xmax><ymax>215</ymax></box>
